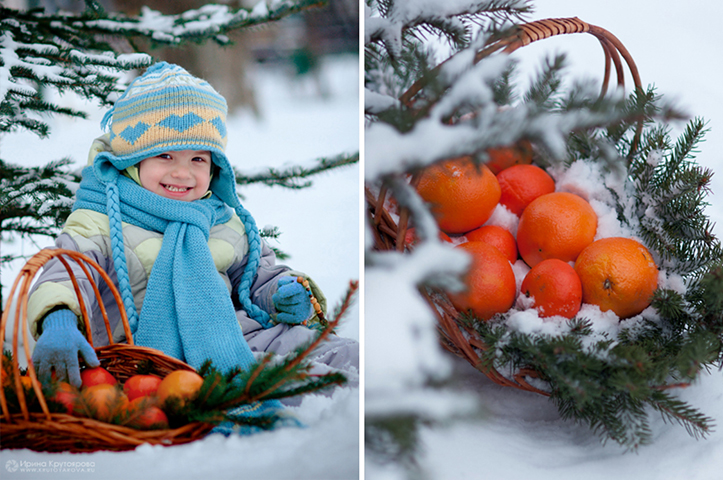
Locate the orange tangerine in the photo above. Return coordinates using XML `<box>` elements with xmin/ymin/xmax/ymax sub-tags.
<box><xmin>574</xmin><ymin>237</ymin><xmax>658</xmax><ymax>319</ymax></box>
<box><xmin>516</xmin><ymin>192</ymin><xmax>597</xmax><ymax>268</ymax></box>
<box><xmin>465</xmin><ymin>225</ymin><xmax>517</xmax><ymax>263</ymax></box>
<box><xmin>416</xmin><ymin>156</ymin><xmax>501</xmax><ymax>234</ymax></box>
<box><xmin>485</xmin><ymin>139</ymin><xmax>534</xmax><ymax>174</ymax></box>
<box><xmin>403</xmin><ymin>227</ymin><xmax>453</xmax><ymax>247</ymax></box>
<box><xmin>80</xmin><ymin>384</ymin><xmax>128</xmax><ymax>423</ymax></box>
<box><xmin>520</xmin><ymin>259</ymin><xmax>582</xmax><ymax>319</ymax></box>
<box><xmin>157</xmin><ymin>370</ymin><xmax>204</xmax><ymax>408</ymax></box>
<box><xmin>497</xmin><ymin>164</ymin><xmax>555</xmax><ymax>216</ymax></box>
<box><xmin>448</xmin><ymin>241</ymin><xmax>517</xmax><ymax>320</ymax></box>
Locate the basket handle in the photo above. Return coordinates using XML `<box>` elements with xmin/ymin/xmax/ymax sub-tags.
<box><xmin>0</xmin><ymin>249</ymin><xmax>132</xmax><ymax>422</ymax></box>
<box><xmin>400</xmin><ymin>17</ymin><xmax>642</xmax><ymax>108</ymax></box>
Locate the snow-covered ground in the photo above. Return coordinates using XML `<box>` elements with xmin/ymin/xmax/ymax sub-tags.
<box><xmin>0</xmin><ymin>54</ymin><xmax>360</xmax><ymax>479</ymax></box>
<box><xmin>367</xmin><ymin>2</ymin><xmax>723</xmax><ymax>479</ymax></box>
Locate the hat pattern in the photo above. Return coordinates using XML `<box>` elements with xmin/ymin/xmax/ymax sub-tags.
<box><xmin>102</xmin><ymin>62</ymin><xmax>228</xmax><ymax>167</ymax></box>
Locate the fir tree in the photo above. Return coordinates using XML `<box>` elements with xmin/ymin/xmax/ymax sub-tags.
<box><xmin>365</xmin><ymin>0</ymin><xmax>723</xmax><ymax>469</ymax></box>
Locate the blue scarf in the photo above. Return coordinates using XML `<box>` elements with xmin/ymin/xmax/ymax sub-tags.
<box><xmin>74</xmin><ymin>165</ymin><xmax>257</xmax><ymax>374</ymax></box>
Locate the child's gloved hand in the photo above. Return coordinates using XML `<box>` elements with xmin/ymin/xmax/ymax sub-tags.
<box><xmin>272</xmin><ymin>277</ymin><xmax>312</xmax><ymax>325</ymax></box>
<box><xmin>32</xmin><ymin>309</ymin><xmax>99</xmax><ymax>388</ymax></box>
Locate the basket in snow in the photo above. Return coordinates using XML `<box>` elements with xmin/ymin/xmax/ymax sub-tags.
<box><xmin>0</xmin><ymin>249</ymin><xmax>214</xmax><ymax>452</ymax></box>
<box><xmin>367</xmin><ymin>17</ymin><xmax>646</xmax><ymax>394</ymax></box>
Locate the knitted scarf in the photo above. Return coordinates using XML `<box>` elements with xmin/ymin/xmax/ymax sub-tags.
<box><xmin>74</xmin><ymin>165</ymin><xmax>257</xmax><ymax>374</ymax></box>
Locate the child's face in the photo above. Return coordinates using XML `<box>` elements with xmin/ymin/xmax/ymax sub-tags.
<box><xmin>138</xmin><ymin>150</ymin><xmax>212</xmax><ymax>201</ymax></box>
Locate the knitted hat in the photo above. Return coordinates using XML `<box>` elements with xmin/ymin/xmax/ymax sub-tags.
<box><xmin>94</xmin><ymin>62</ymin><xmax>271</xmax><ymax>328</ymax></box>
<box><xmin>97</xmin><ymin>62</ymin><xmax>241</xmax><ymax>208</ymax></box>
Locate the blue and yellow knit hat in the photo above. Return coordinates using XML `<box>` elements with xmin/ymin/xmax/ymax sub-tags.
<box><xmin>97</xmin><ymin>62</ymin><xmax>243</xmax><ymax>208</ymax></box>
<box><xmin>102</xmin><ymin>61</ymin><xmax>227</xmax><ymax>162</ymax></box>
<box><xmin>95</xmin><ymin>62</ymin><xmax>272</xmax><ymax>328</ymax></box>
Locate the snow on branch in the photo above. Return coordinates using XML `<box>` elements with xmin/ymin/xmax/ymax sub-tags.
<box><xmin>236</xmin><ymin>152</ymin><xmax>359</xmax><ymax>189</ymax></box>
<box><xmin>73</xmin><ymin>0</ymin><xmax>327</xmax><ymax>46</ymax></box>
<box><xmin>366</xmin><ymin>0</ymin><xmax>532</xmax><ymax>56</ymax></box>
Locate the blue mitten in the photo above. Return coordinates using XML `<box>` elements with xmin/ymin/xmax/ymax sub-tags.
<box><xmin>32</xmin><ymin>309</ymin><xmax>99</xmax><ymax>387</ymax></box>
<box><xmin>272</xmin><ymin>277</ymin><xmax>312</xmax><ymax>325</ymax></box>
<box><xmin>210</xmin><ymin>400</ymin><xmax>303</xmax><ymax>436</ymax></box>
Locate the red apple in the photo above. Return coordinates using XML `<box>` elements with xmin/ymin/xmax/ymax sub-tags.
<box><xmin>80</xmin><ymin>366</ymin><xmax>117</xmax><ymax>388</ymax></box>
<box><xmin>123</xmin><ymin>374</ymin><xmax>163</xmax><ymax>401</ymax></box>
<box><xmin>50</xmin><ymin>381</ymin><xmax>80</xmax><ymax>414</ymax></box>
<box><xmin>124</xmin><ymin>397</ymin><xmax>169</xmax><ymax>430</ymax></box>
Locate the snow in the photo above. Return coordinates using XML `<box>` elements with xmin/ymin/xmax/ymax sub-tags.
<box><xmin>366</xmin><ymin>1</ymin><xmax>723</xmax><ymax>479</ymax></box>
<box><xmin>0</xmin><ymin>55</ymin><xmax>359</xmax><ymax>478</ymax></box>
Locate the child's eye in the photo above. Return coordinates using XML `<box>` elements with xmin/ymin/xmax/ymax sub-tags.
<box><xmin>193</xmin><ymin>156</ymin><xmax>209</xmax><ymax>163</ymax></box>
<box><xmin>157</xmin><ymin>153</ymin><xmax>172</xmax><ymax>159</ymax></box>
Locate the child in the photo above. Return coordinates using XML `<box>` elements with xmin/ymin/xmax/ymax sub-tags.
<box><xmin>28</xmin><ymin>62</ymin><xmax>358</xmax><ymax>401</ymax></box>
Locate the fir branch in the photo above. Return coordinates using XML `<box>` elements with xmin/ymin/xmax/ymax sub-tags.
<box><xmin>366</xmin><ymin>0</ymin><xmax>532</xmax><ymax>56</ymax></box>
<box><xmin>258</xmin><ymin>226</ymin><xmax>290</xmax><ymax>261</ymax></box>
<box><xmin>523</xmin><ymin>54</ymin><xmax>565</xmax><ymax>110</ymax></box>
<box><xmin>648</xmin><ymin>389</ymin><xmax>714</xmax><ymax>440</ymax></box>
<box><xmin>235</xmin><ymin>152</ymin><xmax>359</xmax><ymax>189</ymax></box>
<box><xmin>0</xmin><ymin>158</ymin><xmax>78</xmax><ymax>238</ymax></box>
<box><xmin>630</xmin><ymin>117</ymin><xmax>722</xmax><ymax>277</ymax></box>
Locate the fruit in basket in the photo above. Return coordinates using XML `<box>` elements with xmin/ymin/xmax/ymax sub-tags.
<box><xmin>497</xmin><ymin>164</ymin><xmax>556</xmax><ymax>216</ymax></box>
<box><xmin>485</xmin><ymin>139</ymin><xmax>534</xmax><ymax>174</ymax></box>
<box><xmin>416</xmin><ymin>156</ymin><xmax>501</xmax><ymax>234</ymax></box>
<box><xmin>517</xmin><ymin>192</ymin><xmax>597</xmax><ymax>268</ymax></box>
<box><xmin>157</xmin><ymin>370</ymin><xmax>204</xmax><ymax>409</ymax></box>
<box><xmin>448</xmin><ymin>241</ymin><xmax>517</xmax><ymax>320</ymax></box>
<box><xmin>19</xmin><ymin>376</ymin><xmax>33</xmax><ymax>391</ymax></box>
<box><xmin>1</xmin><ymin>354</ymin><xmax>12</xmax><ymax>388</ymax></box>
<box><xmin>465</xmin><ymin>225</ymin><xmax>517</xmax><ymax>263</ymax></box>
<box><xmin>574</xmin><ymin>237</ymin><xmax>659</xmax><ymax>319</ymax></box>
<box><xmin>49</xmin><ymin>381</ymin><xmax>80</xmax><ymax>415</ymax></box>
<box><xmin>80</xmin><ymin>384</ymin><xmax>128</xmax><ymax>423</ymax></box>
<box><xmin>80</xmin><ymin>366</ymin><xmax>118</xmax><ymax>388</ymax></box>
<box><xmin>520</xmin><ymin>259</ymin><xmax>583</xmax><ymax>319</ymax></box>
<box><xmin>124</xmin><ymin>397</ymin><xmax>169</xmax><ymax>430</ymax></box>
<box><xmin>123</xmin><ymin>374</ymin><xmax>163</xmax><ymax>401</ymax></box>
<box><xmin>403</xmin><ymin>227</ymin><xmax>453</xmax><ymax>246</ymax></box>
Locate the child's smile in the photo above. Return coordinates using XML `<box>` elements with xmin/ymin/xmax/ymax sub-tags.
<box><xmin>138</xmin><ymin>150</ymin><xmax>212</xmax><ymax>201</ymax></box>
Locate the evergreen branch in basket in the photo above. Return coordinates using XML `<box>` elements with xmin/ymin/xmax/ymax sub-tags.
<box><xmin>473</xmin><ymin>314</ymin><xmax>716</xmax><ymax>450</ymax></box>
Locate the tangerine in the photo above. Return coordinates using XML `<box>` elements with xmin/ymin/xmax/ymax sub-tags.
<box><xmin>497</xmin><ymin>164</ymin><xmax>555</xmax><ymax>216</ymax></box>
<box><xmin>465</xmin><ymin>225</ymin><xmax>517</xmax><ymax>263</ymax></box>
<box><xmin>486</xmin><ymin>139</ymin><xmax>534</xmax><ymax>174</ymax></box>
<box><xmin>19</xmin><ymin>376</ymin><xmax>33</xmax><ymax>391</ymax></box>
<box><xmin>416</xmin><ymin>156</ymin><xmax>501</xmax><ymax>234</ymax></box>
<box><xmin>80</xmin><ymin>384</ymin><xmax>128</xmax><ymax>423</ymax></box>
<box><xmin>520</xmin><ymin>259</ymin><xmax>582</xmax><ymax>319</ymax></box>
<box><xmin>448</xmin><ymin>241</ymin><xmax>517</xmax><ymax>321</ymax></box>
<box><xmin>574</xmin><ymin>237</ymin><xmax>658</xmax><ymax>319</ymax></box>
<box><xmin>517</xmin><ymin>192</ymin><xmax>597</xmax><ymax>268</ymax></box>
<box><xmin>1</xmin><ymin>355</ymin><xmax>12</xmax><ymax>388</ymax></box>
<box><xmin>403</xmin><ymin>227</ymin><xmax>453</xmax><ymax>247</ymax></box>
<box><xmin>157</xmin><ymin>370</ymin><xmax>204</xmax><ymax>408</ymax></box>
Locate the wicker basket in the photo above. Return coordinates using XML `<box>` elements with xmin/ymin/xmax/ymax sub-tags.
<box><xmin>0</xmin><ymin>249</ymin><xmax>214</xmax><ymax>452</ymax></box>
<box><xmin>367</xmin><ymin>18</ymin><xmax>643</xmax><ymax>395</ymax></box>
